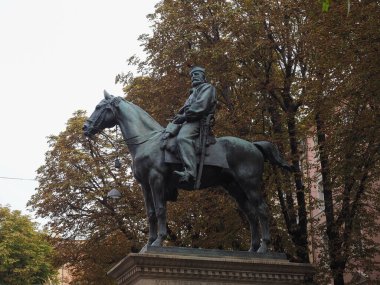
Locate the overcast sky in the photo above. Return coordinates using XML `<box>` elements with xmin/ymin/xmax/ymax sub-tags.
<box><xmin>0</xmin><ymin>0</ymin><xmax>157</xmax><ymax>221</ymax></box>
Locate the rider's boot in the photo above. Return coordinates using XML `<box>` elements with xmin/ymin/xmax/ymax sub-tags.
<box><xmin>173</xmin><ymin>169</ymin><xmax>195</xmax><ymax>183</ymax></box>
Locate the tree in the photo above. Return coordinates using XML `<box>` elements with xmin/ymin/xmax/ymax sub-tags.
<box><xmin>30</xmin><ymin>0</ymin><xmax>379</xmax><ymax>283</ymax></box>
<box><xmin>121</xmin><ymin>0</ymin><xmax>379</xmax><ymax>283</ymax></box>
<box><xmin>121</xmin><ymin>0</ymin><xmax>311</xmax><ymax>263</ymax></box>
<box><xmin>0</xmin><ymin>206</ymin><xmax>57</xmax><ymax>285</ymax></box>
<box><xmin>28</xmin><ymin>111</ymin><xmax>147</xmax><ymax>283</ymax></box>
<box><xmin>304</xmin><ymin>0</ymin><xmax>380</xmax><ymax>283</ymax></box>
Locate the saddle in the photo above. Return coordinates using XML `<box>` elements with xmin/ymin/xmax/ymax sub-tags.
<box><xmin>160</xmin><ymin>118</ymin><xmax>228</xmax><ymax>169</ymax></box>
<box><xmin>161</xmin><ymin>122</ymin><xmax>215</xmax><ymax>154</ymax></box>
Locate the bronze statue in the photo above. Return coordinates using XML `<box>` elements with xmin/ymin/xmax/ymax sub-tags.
<box><xmin>172</xmin><ymin>66</ymin><xmax>217</xmax><ymax>183</ymax></box>
<box><xmin>83</xmin><ymin>88</ymin><xmax>293</xmax><ymax>253</ymax></box>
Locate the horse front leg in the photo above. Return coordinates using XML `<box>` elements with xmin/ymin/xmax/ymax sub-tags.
<box><xmin>149</xmin><ymin>170</ymin><xmax>167</xmax><ymax>247</ymax></box>
<box><xmin>141</xmin><ymin>183</ymin><xmax>157</xmax><ymax>246</ymax></box>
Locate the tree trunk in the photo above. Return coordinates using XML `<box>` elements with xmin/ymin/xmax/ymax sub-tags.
<box><xmin>265</xmin><ymin>92</ymin><xmax>309</xmax><ymax>263</ymax></box>
<box><xmin>286</xmin><ymin>110</ymin><xmax>309</xmax><ymax>263</ymax></box>
<box><xmin>332</xmin><ymin>267</ymin><xmax>345</xmax><ymax>285</ymax></box>
<box><xmin>315</xmin><ymin>110</ymin><xmax>348</xmax><ymax>285</ymax></box>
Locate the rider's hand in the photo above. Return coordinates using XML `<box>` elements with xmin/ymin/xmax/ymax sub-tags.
<box><xmin>173</xmin><ymin>114</ymin><xmax>186</xmax><ymax>124</ymax></box>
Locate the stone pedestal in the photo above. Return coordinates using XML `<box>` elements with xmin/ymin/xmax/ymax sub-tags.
<box><xmin>108</xmin><ymin>246</ymin><xmax>314</xmax><ymax>285</ymax></box>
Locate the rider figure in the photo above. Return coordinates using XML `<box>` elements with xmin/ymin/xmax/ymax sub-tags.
<box><xmin>172</xmin><ymin>66</ymin><xmax>217</xmax><ymax>183</ymax></box>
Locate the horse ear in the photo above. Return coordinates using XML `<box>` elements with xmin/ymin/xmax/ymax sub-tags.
<box><xmin>104</xmin><ymin>90</ymin><xmax>113</xmax><ymax>100</ymax></box>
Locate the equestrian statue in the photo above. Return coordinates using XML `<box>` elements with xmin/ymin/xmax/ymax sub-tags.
<box><xmin>83</xmin><ymin>67</ymin><xmax>293</xmax><ymax>253</ymax></box>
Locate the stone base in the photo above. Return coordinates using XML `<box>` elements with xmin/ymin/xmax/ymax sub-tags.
<box><xmin>108</xmin><ymin>246</ymin><xmax>314</xmax><ymax>285</ymax></box>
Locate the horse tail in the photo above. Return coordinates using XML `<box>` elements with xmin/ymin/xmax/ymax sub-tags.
<box><xmin>253</xmin><ymin>141</ymin><xmax>294</xmax><ymax>172</ymax></box>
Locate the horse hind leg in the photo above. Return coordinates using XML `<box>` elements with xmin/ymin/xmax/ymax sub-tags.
<box><xmin>256</xmin><ymin>201</ymin><xmax>270</xmax><ymax>253</ymax></box>
<box><xmin>223</xmin><ymin>182</ymin><xmax>261</xmax><ymax>252</ymax></box>
<box><xmin>244</xmin><ymin>205</ymin><xmax>261</xmax><ymax>252</ymax></box>
<box><xmin>239</xmin><ymin>178</ymin><xmax>270</xmax><ymax>253</ymax></box>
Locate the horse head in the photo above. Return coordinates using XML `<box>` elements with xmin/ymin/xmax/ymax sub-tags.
<box><xmin>83</xmin><ymin>90</ymin><xmax>119</xmax><ymax>138</ymax></box>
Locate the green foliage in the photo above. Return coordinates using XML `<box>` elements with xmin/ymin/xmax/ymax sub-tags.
<box><xmin>0</xmin><ymin>206</ymin><xmax>57</xmax><ymax>285</ymax></box>
<box><xmin>322</xmin><ymin>0</ymin><xmax>330</xmax><ymax>12</ymax></box>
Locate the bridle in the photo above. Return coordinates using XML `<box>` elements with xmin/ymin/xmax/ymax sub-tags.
<box><xmin>89</xmin><ymin>96</ymin><xmax>163</xmax><ymax>146</ymax></box>
<box><xmin>86</xmin><ymin>99</ymin><xmax>118</xmax><ymax>134</ymax></box>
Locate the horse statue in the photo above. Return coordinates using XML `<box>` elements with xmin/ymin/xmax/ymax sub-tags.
<box><xmin>83</xmin><ymin>91</ymin><xmax>293</xmax><ymax>253</ymax></box>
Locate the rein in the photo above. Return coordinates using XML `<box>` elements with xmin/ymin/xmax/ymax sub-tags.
<box><xmin>101</xmin><ymin>128</ymin><xmax>163</xmax><ymax>146</ymax></box>
<box><xmin>123</xmin><ymin>130</ymin><xmax>163</xmax><ymax>146</ymax></box>
<box><xmin>104</xmin><ymin>96</ymin><xmax>164</xmax><ymax>146</ymax></box>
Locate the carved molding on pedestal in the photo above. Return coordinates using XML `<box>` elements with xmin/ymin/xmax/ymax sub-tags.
<box><xmin>108</xmin><ymin>247</ymin><xmax>314</xmax><ymax>285</ymax></box>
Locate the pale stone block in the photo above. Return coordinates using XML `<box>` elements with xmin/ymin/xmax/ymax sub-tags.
<box><xmin>108</xmin><ymin>247</ymin><xmax>315</xmax><ymax>285</ymax></box>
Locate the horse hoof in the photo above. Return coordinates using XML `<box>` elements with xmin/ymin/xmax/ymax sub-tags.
<box><xmin>148</xmin><ymin>237</ymin><xmax>157</xmax><ymax>246</ymax></box>
<box><xmin>257</xmin><ymin>244</ymin><xmax>267</xmax><ymax>253</ymax></box>
<box><xmin>150</xmin><ymin>239</ymin><xmax>162</xmax><ymax>247</ymax></box>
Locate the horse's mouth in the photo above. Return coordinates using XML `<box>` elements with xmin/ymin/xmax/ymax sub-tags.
<box><xmin>83</xmin><ymin>124</ymin><xmax>96</xmax><ymax>139</ymax></box>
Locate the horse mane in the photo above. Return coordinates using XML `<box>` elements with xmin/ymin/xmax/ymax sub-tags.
<box><xmin>118</xmin><ymin>97</ymin><xmax>164</xmax><ymax>131</ymax></box>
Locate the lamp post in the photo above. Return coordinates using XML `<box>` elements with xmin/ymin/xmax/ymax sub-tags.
<box><xmin>107</xmin><ymin>188</ymin><xmax>121</xmax><ymax>199</ymax></box>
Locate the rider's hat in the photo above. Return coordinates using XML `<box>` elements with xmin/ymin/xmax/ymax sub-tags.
<box><xmin>189</xmin><ymin>66</ymin><xmax>205</xmax><ymax>75</ymax></box>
